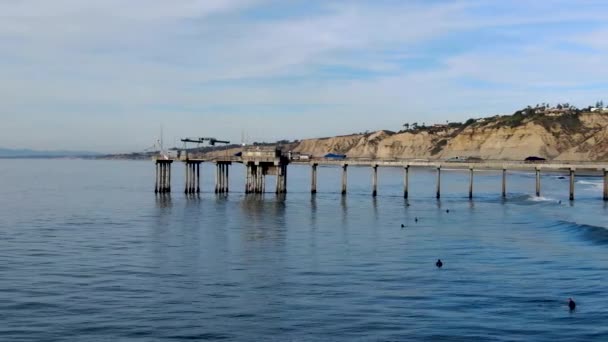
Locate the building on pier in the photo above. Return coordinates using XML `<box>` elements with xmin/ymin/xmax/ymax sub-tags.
<box><xmin>242</xmin><ymin>146</ymin><xmax>289</xmax><ymax>194</ymax></box>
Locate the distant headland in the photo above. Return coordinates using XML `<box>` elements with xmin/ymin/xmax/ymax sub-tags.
<box><xmin>0</xmin><ymin>148</ymin><xmax>100</xmax><ymax>159</ymax></box>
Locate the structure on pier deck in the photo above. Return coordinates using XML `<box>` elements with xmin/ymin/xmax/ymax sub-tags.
<box><xmin>241</xmin><ymin>146</ymin><xmax>289</xmax><ymax>194</ymax></box>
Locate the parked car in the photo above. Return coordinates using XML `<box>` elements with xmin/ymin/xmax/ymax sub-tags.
<box><xmin>324</xmin><ymin>153</ymin><xmax>347</xmax><ymax>160</ymax></box>
<box><xmin>524</xmin><ymin>156</ymin><xmax>546</xmax><ymax>163</ymax></box>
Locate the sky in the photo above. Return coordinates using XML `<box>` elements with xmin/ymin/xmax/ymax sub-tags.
<box><xmin>2</xmin><ymin>0</ymin><xmax>608</xmax><ymax>152</ymax></box>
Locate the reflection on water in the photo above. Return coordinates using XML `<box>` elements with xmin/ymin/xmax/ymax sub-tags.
<box><xmin>340</xmin><ymin>195</ymin><xmax>347</xmax><ymax>224</ymax></box>
<box><xmin>240</xmin><ymin>195</ymin><xmax>286</xmax><ymax>246</ymax></box>
<box><xmin>155</xmin><ymin>193</ymin><xmax>172</xmax><ymax>209</ymax></box>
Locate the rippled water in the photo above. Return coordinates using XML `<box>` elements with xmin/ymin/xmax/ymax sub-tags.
<box><xmin>1</xmin><ymin>160</ymin><xmax>608</xmax><ymax>341</ymax></box>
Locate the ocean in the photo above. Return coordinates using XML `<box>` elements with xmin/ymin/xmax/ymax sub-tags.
<box><xmin>1</xmin><ymin>159</ymin><xmax>607</xmax><ymax>341</ymax></box>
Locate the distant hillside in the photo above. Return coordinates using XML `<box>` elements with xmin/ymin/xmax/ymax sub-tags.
<box><xmin>105</xmin><ymin>103</ymin><xmax>608</xmax><ymax>162</ymax></box>
<box><xmin>0</xmin><ymin>148</ymin><xmax>101</xmax><ymax>158</ymax></box>
<box><xmin>289</xmin><ymin>106</ymin><xmax>608</xmax><ymax>162</ymax></box>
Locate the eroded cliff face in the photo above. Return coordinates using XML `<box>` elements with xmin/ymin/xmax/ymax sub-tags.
<box><xmin>291</xmin><ymin>113</ymin><xmax>608</xmax><ymax>161</ymax></box>
<box><xmin>437</xmin><ymin>122</ymin><xmax>561</xmax><ymax>160</ymax></box>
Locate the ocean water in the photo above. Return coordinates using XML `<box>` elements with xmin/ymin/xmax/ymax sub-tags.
<box><xmin>1</xmin><ymin>159</ymin><xmax>608</xmax><ymax>341</ymax></box>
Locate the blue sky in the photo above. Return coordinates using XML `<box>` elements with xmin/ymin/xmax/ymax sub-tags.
<box><xmin>2</xmin><ymin>0</ymin><xmax>608</xmax><ymax>152</ymax></box>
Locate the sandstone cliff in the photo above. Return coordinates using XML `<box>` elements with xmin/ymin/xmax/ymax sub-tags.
<box><xmin>290</xmin><ymin>112</ymin><xmax>608</xmax><ymax>161</ymax></box>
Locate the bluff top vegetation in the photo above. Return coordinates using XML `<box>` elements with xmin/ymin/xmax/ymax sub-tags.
<box><xmin>400</xmin><ymin>102</ymin><xmax>607</xmax><ymax>135</ymax></box>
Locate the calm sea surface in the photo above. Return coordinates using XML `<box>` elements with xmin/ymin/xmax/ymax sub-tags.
<box><xmin>1</xmin><ymin>159</ymin><xmax>608</xmax><ymax>341</ymax></box>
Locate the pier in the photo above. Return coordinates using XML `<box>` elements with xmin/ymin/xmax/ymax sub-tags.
<box><xmin>155</xmin><ymin>152</ymin><xmax>608</xmax><ymax>201</ymax></box>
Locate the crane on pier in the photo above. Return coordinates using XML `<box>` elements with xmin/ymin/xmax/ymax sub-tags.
<box><xmin>180</xmin><ymin>137</ymin><xmax>230</xmax><ymax>146</ymax></box>
<box><xmin>179</xmin><ymin>137</ymin><xmax>231</xmax><ymax>160</ymax></box>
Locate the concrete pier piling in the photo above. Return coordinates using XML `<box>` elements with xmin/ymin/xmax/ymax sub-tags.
<box><xmin>167</xmin><ymin>163</ymin><xmax>171</xmax><ymax>193</ymax></box>
<box><xmin>274</xmin><ymin>165</ymin><xmax>280</xmax><ymax>194</ymax></box>
<box><xmin>254</xmin><ymin>166</ymin><xmax>258</xmax><ymax>193</ymax></box>
<box><xmin>162</xmin><ymin>164</ymin><xmax>165</xmax><ymax>191</ymax></box>
<box><xmin>186</xmin><ymin>163</ymin><xmax>191</xmax><ymax>193</ymax></box>
<box><xmin>247</xmin><ymin>165</ymin><xmax>252</xmax><ymax>193</ymax></box>
<box><xmin>155</xmin><ymin>160</ymin><xmax>173</xmax><ymax>193</ymax></box>
<box><xmin>159</xmin><ymin>164</ymin><xmax>163</xmax><ymax>191</ymax></box>
<box><xmin>223</xmin><ymin>164</ymin><xmax>227</xmax><ymax>193</ymax></box>
<box><xmin>156</xmin><ymin>163</ymin><xmax>162</xmax><ymax>193</ymax></box>
<box><xmin>184</xmin><ymin>161</ymin><xmax>200</xmax><ymax>194</ymax></box>
<box><xmin>216</xmin><ymin>164</ymin><xmax>220</xmax><ymax>193</ymax></box>
<box><xmin>284</xmin><ymin>165</ymin><xmax>288</xmax><ymax>193</ymax></box>
<box><xmin>256</xmin><ymin>165</ymin><xmax>264</xmax><ymax>193</ymax></box>
<box><xmin>275</xmin><ymin>164</ymin><xmax>287</xmax><ymax>194</ymax></box>
<box><xmin>184</xmin><ymin>163</ymin><xmax>188</xmax><ymax>193</ymax></box>
<box><xmin>502</xmin><ymin>169</ymin><xmax>507</xmax><ymax>198</ymax></box>
<box><xmin>227</xmin><ymin>164</ymin><xmax>230</xmax><ymax>192</ymax></box>
<box><xmin>219</xmin><ymin>164</ymin><xmax>224</xmax><ymax>193</ymax></box>
<box><xmin>341</xmin><ymin>164</ymin><xmax>348</xmax><ymax>195</ymax></box>
<box><xmin>603</xmin><ymin>168</ymin><xmax>608</xmax><ymax>201</ymax></box>
<box><xmin>371</xmin><ymin>164</ymin><xmax>378</xmax><ymax>197</ymax></box>
<box><xmin>245</xmin><ymin>164</ymin><xmax>251</xmax><ymax>193</ymax></box>
<box><xmin>469</xmin><ymin>168</ymin><xmax>474</xmax><ymax>199</ymax></box>
<box><xmin>275</xmin><ymin>165</ymin><xmax>281</xmax><ymax>194</ymax></box>
<box><xmin>217</xmin><ymin>164</ymin><xmax>222</xmax><ymax>193</ymax></box>
<box><xmin>215</xmin><ymin>164</ymin><xmax>224</xmax><ymax>194</ymax></box>
<box><xmin>535</xmin><ymin>167</ymin><xmax>541</xmax><ymax>197</ymax></box>
<box><xmin>569</xmin><ymin>168</ymin><xmax>575</xmax><ymax>201</ymax></box>
<box><xmin>436</xmin><ymin>166</ymin><xmax>441</xmax><ymax>199</ymax></box>
<box><xmin>245</xmin><ymin>163</ymin><xmax>270</xmax><ymax>194</ymax></box>
<box><xmin>311</xmin><ymin>164</ymin><xmax>318</xmax><ymax>194</ymax></box>
<box><xmin>196</xmin><ymin>163</ymin><xmax>200</xmax><ymax>193</ymax></box>
<box><xmin>214</xmin><ymin>162</ymin><xmax>231</xmax><ymax>194</ymax></box>
<box><xmin>254</xmin><ymin>166</ymin><xmax>259</xmax><ymax>193</ymax></box>
<box><xmin>404</xmin><ymin>165</ymin><xmax>409</xmax><ymax>199</ymax></box>
<box><xmin>195</xmin><ymin>163</ymin><xmax>199</xmax><ymax>193</ymax></box>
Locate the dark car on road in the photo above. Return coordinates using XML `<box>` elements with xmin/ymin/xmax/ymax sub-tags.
<box><xmin>324</xmin><ymin>153</ymin><xmax>347</xmax><ymax>160</ymax></box>
<box><xmin>524</xmin><ymin>156</ymin><xmax>546</xmax><ymax>163</ymax></box>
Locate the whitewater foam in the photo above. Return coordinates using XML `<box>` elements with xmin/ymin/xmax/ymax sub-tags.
<box><xmin>528</xmin><ymin>195</ymin><xmax>558</xmax><ymax>202</ymax></box>
<box><xmin>577</xmin><ymin>180</ymin><xmax>603</xmax><ymax>191</ymax></box>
